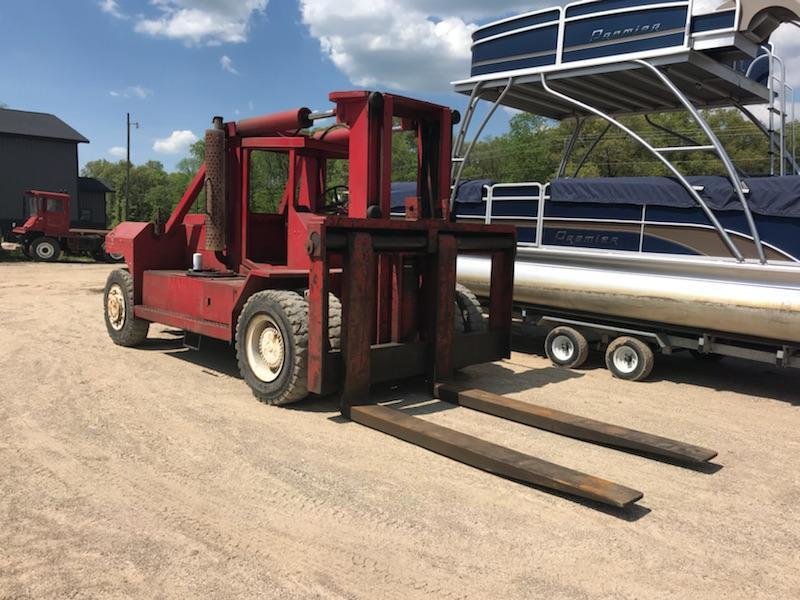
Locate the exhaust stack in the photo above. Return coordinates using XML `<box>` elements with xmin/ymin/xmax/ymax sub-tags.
<box><xmin>204</xmin><ymin>116</ymin><xmax>226</xmax><ymax>251</ymax></box>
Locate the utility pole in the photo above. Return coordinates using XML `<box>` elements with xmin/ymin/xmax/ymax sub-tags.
<box><xmin>124</xmin><ymin>112</ymin><xmax>139</xmax><ymax>221</ymax></box>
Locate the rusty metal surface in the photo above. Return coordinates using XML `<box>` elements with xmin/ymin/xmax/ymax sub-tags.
<box><xmin>340</xmin><ymin>232</ymin><xmax>377</xmax><ymax>415</ymax></box>
<box><xmin>435</xmin><ymin>385</ymin><xmax>718</xmax><ymax>464</ymax></box>
<box><xmin>433</xmin><ymin>234</ymin><xmax>458</xmax><ymax>382</ymax></box>
<box><xmin>351</xmin><ymin>404</ymin><xmax>643</xmax><ymax>508</ymax></box>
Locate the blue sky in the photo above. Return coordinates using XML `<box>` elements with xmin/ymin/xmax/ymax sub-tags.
<box><xmin>1</xmin><ymin>1</ymin><xmax>796</xmax><ymax>173</ymax></box>
<box><xmin>0</xmin><ymin>0</ymin><xmax>537</xmax><ymax>171</ymax></box>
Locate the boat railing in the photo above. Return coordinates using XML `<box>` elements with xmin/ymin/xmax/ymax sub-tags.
<box><xmin>481</xmin><ymin>181</ymin><xmax>650</xmax><ymax>253</ymax></box>
<box><xmin>482</xmin><ymin>182</ymin><xmax>550</xmax><ymax>247</ymax></box>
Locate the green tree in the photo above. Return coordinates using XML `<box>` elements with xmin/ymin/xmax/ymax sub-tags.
<box><xmin>177</xmin><ymin>139</ymin><xmax>205</xmax><ymax>175</ymax></box>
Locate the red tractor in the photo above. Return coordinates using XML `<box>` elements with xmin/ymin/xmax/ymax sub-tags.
<box><xmin>11</xmin><ymin>190</ymin><xmax>120</xmax><ymax>262</ymax></box>
<box><xmin>101</xmin><ymin>91</ymin><xmax>715</xmax><ymax>509</ymax></box>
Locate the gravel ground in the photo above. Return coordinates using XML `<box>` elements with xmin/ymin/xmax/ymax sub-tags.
<box><xmin>1</xmin><ymin>261</ymin><xmax>798</xmax><ymax>599</ymax></box>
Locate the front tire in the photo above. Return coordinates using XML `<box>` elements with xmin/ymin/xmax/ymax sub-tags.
<box><xmin>31</xmin><ymin>237</ymin><xmax>61</xmax><ymax>262</ymax></box>
<box><xmin>236</xmin><ymin>290</ymin><xmax>309</xmax><ymax>406</ymax></box>
<box><xmin>454</xmin><ymin>283</ymin><xmax>487</xmax><ymax>333</ymax></box>
<box><xmin>605</xmin><ymin>336</ymin><xmax>654</xmax><ymax>381</ymax></box>
<box><xmin>104</xmin><ymin>269</ymin><xmax>149</xmax><ymax>346</ymax></box>
<box><xmin>545</xmin><ymin>326</ymin><xmax>589</xmax><ymax>368</ymax></box>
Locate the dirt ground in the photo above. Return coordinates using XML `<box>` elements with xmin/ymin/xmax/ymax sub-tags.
<box><xmin>1</xmin><ymin>261</ymin><xmax>798</xmax><ymax>599</ymax></box>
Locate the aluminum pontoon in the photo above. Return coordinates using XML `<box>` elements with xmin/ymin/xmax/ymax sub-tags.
<box><xmin>449</xmin><ymin>0</ymin><xmax>800</xmax><ymax>379</ymax></box>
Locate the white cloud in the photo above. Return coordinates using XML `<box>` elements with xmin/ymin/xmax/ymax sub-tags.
<box><xmin>740</xmin><ymin>24</ymin><xmax>800</xmax><ymax>126</ymax></box>
<box><xmin>298</xmin><ymin>0</ymin><xmax>541</xmax><ymax>91</ymax></box>
<box><xmin>99</xmin><ymin>0</ymin><xmax>127</xmax><ymax>19</ymax></box>
<box><xmin>220</xmin><ymin>55</ymin><xmax>239</xmax><ymax>74</ymax></box>
<box><xmin>108</xmin><ymin>146</ymin><xmax>127</xmax><ymax>159</ymax></box>
<box><xmin>134</xmin><ymin>0</ymin><xmax>268</xmax><ymax>45</ymax></box>
<box><xmin>153</xmin><ymin>130</ymin><xmax>199</xmax><ymax>154</ymax></box>
<box><xmin>109</xmin><ymin>85</ymin><xmax>153</xmax><ymax>99</ymax></box>
<box><xmin>130</xmin><ymin>85</ymin><xmax>152</xmax><ymax>99</ymax></box>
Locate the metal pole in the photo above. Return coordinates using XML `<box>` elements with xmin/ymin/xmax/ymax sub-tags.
<box><xmin>450</xmin><ymin>78</ymin><xmax>515</xmax><ymax>210</ymax></box>
<box><xmin>124</xmin><ymin>112</ymin><xmax>139</xmax><ymax>222</ymax></box>
<box><xmin>632</xmin><ymin>59</ymin><xmax>766</xmax><ymax>263</ymax></box>
<box><xmin>125</xmin><ymin>113</ymin><xmax>130</xmax><ymax>222</ymax></box>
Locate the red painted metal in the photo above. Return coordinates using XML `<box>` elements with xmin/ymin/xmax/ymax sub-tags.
<box><xmin>110</xmin><ymin>90</ymin><xmax>516</xmax><ymax>398</ymax></box>
<box><xmin>313</xmin><ymin>127</ymin><xmax>349</xmax><ymax>146</ymax></box>
<box><xmin>164</xmin><ymin>166</ymin><xmax>206</xmax><ymax>236</ymax></box>
<box><xmin>236</xmin><ymin>108</ymin><xmax>313</xmax><ymax>137</ymax></box>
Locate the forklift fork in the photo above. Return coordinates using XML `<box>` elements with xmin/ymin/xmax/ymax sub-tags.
<box><xmin>318</xmin><ymin>226</ymin><xmax>717</xmax><ymax>510</ymax></box>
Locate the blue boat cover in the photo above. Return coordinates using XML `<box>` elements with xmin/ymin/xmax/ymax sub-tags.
<box><xmin>549</xmin><ymin>176</ymin><xmax>800</xmax><ymax>218</ymax></box>
<box><xmin>390</xmin><ymin>179</ymin><xmax>493</xmax><ymax>209</ymax></box>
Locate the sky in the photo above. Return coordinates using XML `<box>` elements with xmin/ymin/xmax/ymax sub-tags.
<box><xmin>0</xmin><ymin>1</ymin><xmax>797</xmax><ymax>172</ymax></box>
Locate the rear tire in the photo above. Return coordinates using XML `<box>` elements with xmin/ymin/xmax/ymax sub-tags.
<box><xmin>454</xmin><ymin>283</ymin><xmax>487</xmax><ymax>333</ymax></box>
<box><xmin>31</xmin><ymin>237</ymin><xmax>61</xmax><ymax>262</ymax></box>
<box><xmin>236</xmin><ymin>290</ymin><xmax>309</xmax><ymax>406</ymax></box>
<box><xmin>605</xmin><ymin>336</ymin><xmax>654</xmax><ymax>381</ymax></box>
<box><xmin>545</xmin><ymin>326</ymin><xmax>589</xmax><ymax>368</ymax></box>
<box><xmin>104</xmin><ymin>269</ymin><xmax>149</xmax><ymax>347</ymax></box>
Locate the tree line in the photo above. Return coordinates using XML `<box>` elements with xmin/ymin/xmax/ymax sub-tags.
<box><xmin>83</xmin><ymin>108</ymin><xmax>791</xmax><ymax>225</ymax></box>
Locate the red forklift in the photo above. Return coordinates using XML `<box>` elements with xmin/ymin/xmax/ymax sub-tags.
<box><xmin>11</xmin><ymin>190</ymin><xmax>120</xmax><ymax>262</ymax></box>
<box><xmin>103</xmin><ymin>91</ymin><xmax>716</xmax><ymax>509</ymax></box>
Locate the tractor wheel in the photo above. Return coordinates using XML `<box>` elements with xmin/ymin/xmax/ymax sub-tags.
<box><xmin>21</xmin><ymin>243</ymin><xmax>31</xmax><ymax>258</ymax></box>
<box><xmin>605</xmin><ymin>336</ymin><xmax>654</xmax><ymax>381</ymax></box>
<box><xmin>545</xmin><ymin>326</ymin><xmax>589</xmax><ymax>369</ymax></box>
<box><xmin>93</xmin><ymin>244</ymin><xmax>124</xmax><ymax>263</ymax></box>
<box><xmin>454</xmin><ymin>283</ymin><xmax>487</xmax><ymax>333</ymax></box>
<box><xmin>31</xmin><ymin>237</ymin><xmax>61</xmax><ymax>262</ymax></box>
<box><xmin>104</xmin><ymin>269</ymin><xmax>149</xmax><ymax>346</ymax></box>
<box><xmin>91</xmin><ymin>247</ymin><xmax>107</xmax><ymax>262</ymax></box>
<box><xmin>236</xmin><ymin>290</ymin><xmax>309</xmax><ymax>406</ymax></box>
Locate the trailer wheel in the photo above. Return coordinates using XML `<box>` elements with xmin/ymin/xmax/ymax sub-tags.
<box><xmin>545</xmin><ymin>326</ymin><xmax>589</xmax><ymax>368</ymax></box>
<box><xmin>454</xmin><ymin>283</ymin><xmax>487</xmax><ymax>333</ymax></box>
<box><xmin>605</xmin><ymin>337</ymin><xmax>654</xmax><ymax>381</ymax></box>
<box><xmin>31</xmin><ymin>237</ymin><xmax>61</xmax><ymax>262</ymax></box>
<box><xmin>104</xmin><ymin>269</ymin><xmax>149</xmax><ymax>346</ymax></box>
<box><xmin>236</xmin><ymin>290</ymin><xmax>309</xmax><ymax>406</ymax></box>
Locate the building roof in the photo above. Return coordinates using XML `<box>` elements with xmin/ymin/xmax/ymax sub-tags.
<box><xmin>0</xmin><ymin>108</ymin><xmax>89</xmax><ymax>143</ymax></box>
<box><xmin>78</xmin><ymin>176</ymin><xmax>114</xmax><ymax>193</ymax></box>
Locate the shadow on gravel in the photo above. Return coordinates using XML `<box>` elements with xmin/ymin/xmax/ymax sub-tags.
<box><xmin>462</xmin><ymin>361</ymin><xmax>583</xmax><ymax>396</ymax></box>
<box><xmin>649</xmin><ymin>353</ymin><xmax>799</xmax><ymax>406</ymax></box>
<box><xmin>147</xmin><ymin>335</ymin><xmax>243</xmax><ymax>378</ymax></box>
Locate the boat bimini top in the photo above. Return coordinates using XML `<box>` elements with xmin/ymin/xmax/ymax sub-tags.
<box><xmin>451</xmin><ymin>0</ymin><xmax>800</xmax><ymax>264</ymax></box>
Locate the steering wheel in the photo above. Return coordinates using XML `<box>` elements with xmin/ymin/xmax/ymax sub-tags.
<box><xmin>322</xmin><ymin>185</ymin><xmax>349</xmax><ymax>215</ymax></box>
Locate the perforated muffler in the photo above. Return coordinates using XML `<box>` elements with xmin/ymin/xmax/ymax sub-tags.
<box><xmin>204</xmin><ymin>116</ymin><xmax>226</xmax><ymax>251</ymax></box>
